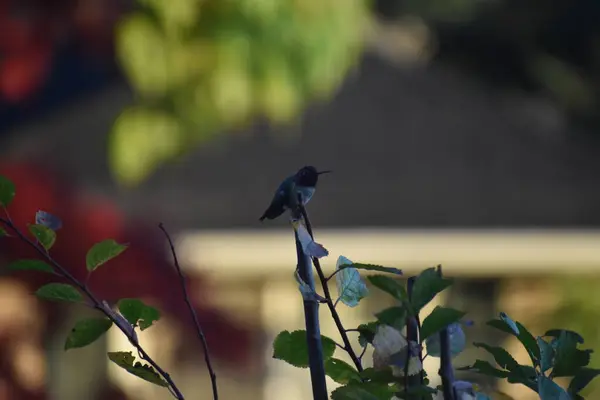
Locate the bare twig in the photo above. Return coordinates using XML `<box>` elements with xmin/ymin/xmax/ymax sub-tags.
<box><xmin>437</xmin><ymin>265</ymin><xmax>456</xmax><ymax>400</ymax></box>
<box><xmin>325</xmin><ymin>268</ymin><xmax>343</xmax><ymax>282</ymax></box>
<box><xmin>297</xmin><ymin>202</ymin><xmax>363</xmax><ymax>372</ymax></box>
<box><xmin>404</xmin><ymin>277</ymin><xmax>421</xmax><ymax>392</ymax></box>
<box><xmin>0</xmin><ymin>217</ymin><xmax>185</xmax><ymax>400</ymax></box>
<box><xmin>159</xmin><ymin>223</ymin><xmax>218</xmax><ymax>400</ymax></box>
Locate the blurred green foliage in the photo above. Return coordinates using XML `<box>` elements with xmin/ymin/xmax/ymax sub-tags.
<box><xmin>551</xmin><ymin>276</ymin><xmax>600</xmax><ymax>398</ymax></box>
<box><xmin>110</xmin><ymin>0</ymin><xmax>369</xmax><ymax>185</ymax></box>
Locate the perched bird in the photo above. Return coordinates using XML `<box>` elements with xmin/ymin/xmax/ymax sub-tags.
<box><xmin>259</xmin><ymin>166</ymin><xmax>331</xmax><ymax>221</ymax></box>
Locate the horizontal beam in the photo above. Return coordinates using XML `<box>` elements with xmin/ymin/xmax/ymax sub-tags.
<box><xmin>174</xmin><ymin>228</ymin><xmax>600</xmax><ymax>278</ymax></box>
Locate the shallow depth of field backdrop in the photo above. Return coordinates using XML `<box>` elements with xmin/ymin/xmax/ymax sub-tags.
<box><xmin>1</xmin><ymin>0</ymin><xmax>600</xmax><ymax>399</ymax></box>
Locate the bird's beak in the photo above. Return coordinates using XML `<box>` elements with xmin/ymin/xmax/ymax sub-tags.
<box><xmin>317</xmin><ymin>170</ymin><xmax>332</xmax><ymax>175</ymax></box>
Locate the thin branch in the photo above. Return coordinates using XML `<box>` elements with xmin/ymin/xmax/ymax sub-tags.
<box><xmin>404</xmin><ymin>277</ymin><xmax>421</xmax><ymax>392</ymax></box>
<box><xmin>159</xmin><ymin>223</ymin><xmax>218</xmax><ymax>400</ymax></box>
<box><xmin>297</xmin><ymin>202</ymin><xmax>363</xmax><ymax>373</ymax></box>
<box><xmin>358</xmin><ymin>345</ymin><xmax>368</xmax><ymax>362</ymax></box>
<box><xmin>437</xmin><ymin>265</ymin><xmax>456</xmax><ymax>400</ymax></box>
<box><xmin>325</xmin><ymin>268</ymin><xmax>343</xmax><ymax>283</ymax></box>
<box><xmin>0</xmin><ymin>217</ymin><xmax>185</xmax><ymax>400</ymax></box>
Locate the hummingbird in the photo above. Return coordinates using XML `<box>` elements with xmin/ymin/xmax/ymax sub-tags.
<box><xmin>259</xmin><ymin>166</ymin><xmax>331</xmax><ymax>221</ymax></box>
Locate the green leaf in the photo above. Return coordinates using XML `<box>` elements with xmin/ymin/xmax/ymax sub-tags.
<box><xmin>410</xmin><ymin>267</ymin><xmax>452</xmax><ymax>313</ymax></box>
<box><xmin>568</xmin><ymin>368</ymin><xmax>600</xmax><ymax>395</ymax></box>
<box><xmin>117</xmin><ymin>298</ymin><xmax>160</xmax><ymax>330</ymax></box>
<box><xmin>86</xmin><ymin>239</ymin><xmax>128</xmax><ymax>272</ymax></box>
<box><xmin>8</xmin><ymin>259</ymin><xmax>54</xmax><ymax>274</ymax></box>
<box><xmin>457</xmin><ymin>360</ymin><xmax>509</xmax><ymax>379</ymax></box>
<box><xmin>341</xmin><ymin>263</ymin><xmax>402</xmax><ymax>275</ymax></box>
<box><xmin>472</xmin><ymin>343</ymin><xmax>522</xmax><ymax>374</ymax></box>
<box><xmin>35</xmin><ymin>283</ymin><xmax>83</xmax><ymax>303</ymax></box>
<box><xmin>0</xmin><ymin>175</ymin><xmax>16</xmax><ymax>207</ymax></box>
<box><xmin>107</xmin><ymin>351</ymin><xmax>169</xmax><ymax>387</ymax></box>
<box><xmin>420</xmin><ymin>306</ymin><xmax>466</xmax><ymax>340</ymax></box>
<box><xmin>402</xmin><ymin>385</ymin><xmax>438</xmax><ymax>400</ymax></box>
<box><xmin>28</xmin><ymin>224</ymin><xmax>56</xmax><ymax>250</ymax></box>
<box><xmin>335</xmin><ymin>264</ymin><xmax>369</xmax><ymax>307</ymax></box>
<box><xmin>357</xmin><ymin>322</ymin><xmax>378</xmax><ymax>347</ymax></box>
<box><xmin>538</xmin><ymin>375</ymin><xmax>571</xmax><ymax>400</ymax></box>
<box><xmin>425</xmin><ymin>322</ymin><xmax>466</xmax><ymax>358</ymax></box>
<box><xmin>552</xmin><ymin>330</ymin><xmax>592</xmax><ymax>377</ymax></box>
<box><xmin>546</xmin><ymin>329</ymin><xmax>584</xmax><ymax>344</ymax></box>
<box><xmin>117</xmin><ymin>298</ymin><xmax>145</xmax><ymax>325</ymax></box>
<box><xmin>375</xmin><ymin>306</ymin><xmax>407</xmax><ymax>331</ymax></box>
<box><xmin>272</xmin><ymin>330</ymin><xmax>336</xmax><ymax>368</ymax></box>
<box><xmin>499</xmin><ymin>312</ymin><xmax>520</xmax><ymax>335</ymax></box>
<box><xmin>325</xmin><ymin>358</ymin><xmax>360</xmax><ymax>384</ymax></box>
<box><xmin>367</xmin><ymin>275</ymin><xmax>408</xmax><ymax>302</ymax></box>
<box><xmin>331</xmin><ymin>382</ymin><xmax>396</xmax><ymax>400</ymax></box>
<box><xmin>64</xmin><ymin>318</ymin><xmax>113</xmax><ymax>350</ymax></box>
<box><xmin>138</xmin><ymin>305</ymin><xmax>160</xmax><ymax>330</ymax></box>
<box><xmin>0</xmin><ymin>226</ymin><xmax>7</xmax><ymax>236</ymax></box>
<box><xmin>486</xmin><ymin>318</ymin><xmax>541</xmax><ymax>363</ymax></box>
<box><xmin>537</xmin><ymin>336</ymin><xmax>555</xmax><ymax>373</ymax></box>
<box><xmin>359</xmin><ymin>367</ymin><xmax>396</xmax><ymax>384</ymax></box>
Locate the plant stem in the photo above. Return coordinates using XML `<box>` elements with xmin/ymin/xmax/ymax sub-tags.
<box><xmin>404</xmin><ymin>277</ymin><xmax>421</xmax><ymax>392</ymax></box>
<box><xmin>159</xmin><ymin>223</ymin><xmax>218</xmax><ymax>400</ymax></box>
<box><xmin>295</xmin><ymin>228</ymin><xmax>328</xmax><ymax>400</ymax></box>
<box><xmin>297</xmin><ymin>203</ymin><xmax>364</xmax><ymax>373</ymax></box>
<box><xmin>437</xmin><ymin>265</ymin><xmax>456</xmax><ymax>400</ymax></box>
<box><xmin>0</xmin><ymin>217</ymin><xmax>185</xmax><ymax>400</ymax></box>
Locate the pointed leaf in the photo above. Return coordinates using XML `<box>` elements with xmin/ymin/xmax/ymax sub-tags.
<box><xmin>420</xmin><ymin>306</ymin><xmax>466</xmax><ymax>340</ymax></box>
<box><xmin>374</xmin><ymin>306</ymin><xmax>407</xmax><ymax>331</ymax></box>
<box><xmin>107</xmin><ymin>351</ymin><xmax>169</xmax><ymax>387</ymax></box>
<box><xmin>0</xmin><ymin>226</ymin><xmax>7</xmax><ymax>236</ymax></box>
<box><xmin>325</xmin><ymin>358</ymin><xmax>361</xmax><ymax>384</ymax></box>
<box><xmin>357</xmin><ymin>322</ymin><xmax>378</xmax><ymax>347</ymax></box>
<box><xmin>538</xmin><ymin>375</ymin><xmax>571</xmax><ymax>400</ymax></box>
<box><xmin>331</xmin><ymin>382</ymin><xmax>396</xmax><ymax>400</ymax></box>
<box><xmin>35</xmin><ymin>283</ymin><xmax>83</xmax><ymax>303</ymax></box>
<box><xmin>86</xmin><ymin>239</ymin><xmax>128</xmax><ymax>272</ymax></box>
<box><xmin>272</xmin><ymin>330</ymin><xmax>336</xmax><ymax>368</ymax></box>
<box><xmin>568</xmin><ymin>368</ymin><xmax>600</xmax><ymax>395</ymax></box>
<box><xmin>336</xmin><ymin>263</ymin><xmax>369</xmax><ymax>307</ymax></box>
<box><xmin>411</xmin><ymin>267</ymin><xmax>452</xmax><ymax>313</ymax></box>
<box><xmin>360</xmin><ymin>367</ymin><xmax>396</xmax><ymax>384</ymax></box>
<box><xmin>537</xmin><ymin>336</ymin><xmax>555</xmax><ymax>373</ymax></box>
<box><xmin>367</xmin><ymin>275</ymin><xmax>408</xmax><ymax>303</ymax></box>
<box><xmin>499</xmin><ymin>312</ymin><xmax>520</xmax><ymax>335</ymax></box>
<box><xmin>28</xmin><ymin>224</ymin><xmax>56</xmax><ymax>250</ymax></box>
<box><xmin>138</xmin><ymin>305</ymin><xmax>160</xmax><ymax>330</ymax></box>
<box><xmin>117</xmin><ymin>298</ymin><xmax>145</xmax><ymax>325</ymax></box>
<box><xmin>425</xmin><ymin>322</ymin><xmax>466</xmax><ymax>358</ymax></box>
<box><xmin>340</xmin><ymin>263</ymin><xmax>402</xmax><ymax>276</ymax></box>
<box><xmin>0</xmin><ymin>175</ymin><xmax>15</xmax><ymax>207</ymax></box>
<box><xmin>486</xmin><ymin>318</ymin><xmax>540</xmax><ymax>363</ymax></box>
<box><xmin>117</xmin><ymin>298</ymin><xmax>160</xmax><ymax>330</ymax></box>
<box><xmin>64</xmin><ymin>318</ymin><xmax>113</xmax><ymax>350</ymax></box>
<box><xmin>457</xmin><ymin>360</ymin><xmax>510</xmax><ymax>379</ymax></box>
<box><xmin>545</xmin><ymin>329</ymin><xmax>584</xmax><ymax>344</ymax></box>
<box><xmin>35</xmin><ymin>210</ymin><xmax>62</xmax><ymax>230</ymax></box>
<box><xmin>8</xmin><ymin>259</ymin><xmax>54</xmax><ymax>274</ymax></box>
<box><xmin>552</xmin><ymin>330</ymin><xmax>592</xmax><ymax>377</ymax></box>
<box><xmin>473</xmin><ymin>342</ymin><xmax>522</xmax><ymax>373</ymax></box>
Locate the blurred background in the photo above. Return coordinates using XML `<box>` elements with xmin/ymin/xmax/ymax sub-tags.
<box><xmin>0</xmin><ymin>0</ymin><xmax>600</xmax><ymax>399</ymax></box>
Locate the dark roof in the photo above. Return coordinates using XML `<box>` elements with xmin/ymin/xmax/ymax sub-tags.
<box><xmin>8</xmin><ymin>53</ymin><xmax>600</xmax><ymax>229</ymax></box>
